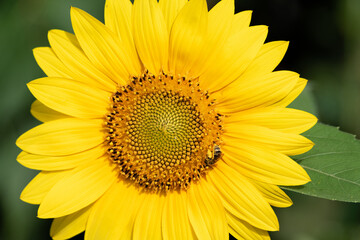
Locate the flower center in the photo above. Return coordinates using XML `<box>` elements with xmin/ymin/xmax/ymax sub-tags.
<box><xmin>105</xmin><ymin>71</ymin><xmax>222</xmax><ymax>192</ymax></box>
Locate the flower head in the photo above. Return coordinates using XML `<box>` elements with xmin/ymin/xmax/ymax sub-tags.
<box><xmin>17</xmin><ymin>0</ymin><xmax>317</xmax><ymax>239</ymax></box>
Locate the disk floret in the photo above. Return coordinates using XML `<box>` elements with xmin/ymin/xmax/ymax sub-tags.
<box><xmin>105</xmin><ymin>71</ymin><xmax>222</xmax><ymax>192</ymax></box>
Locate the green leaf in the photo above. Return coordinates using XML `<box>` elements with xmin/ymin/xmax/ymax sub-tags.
<box><xmin>284</xmin><ymin>123</ymin><xmax>360</xmax><ymax>202</ymax></box>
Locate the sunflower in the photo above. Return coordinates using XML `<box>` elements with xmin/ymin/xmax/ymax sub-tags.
<box><xmin>16</xmin><ymin>0</ymin><xmax>317</xmax><ymax>239</ymax></box>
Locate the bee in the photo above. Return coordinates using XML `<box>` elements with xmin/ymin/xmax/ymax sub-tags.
<box><xmin>205</xmin><ymin>145</ymin><xmax>222</xmax><ymax>166</ymax></box>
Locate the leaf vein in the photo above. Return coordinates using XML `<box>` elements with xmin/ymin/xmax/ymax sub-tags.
<box><xmin>302</xmin><ymin>165</ymin><xmax>360</xmax><ymax>187</ymax></box>
<box><xmin>296</xmin><ymin>151</ymin><xmax>360</xmax><ymax>161</ymax></box>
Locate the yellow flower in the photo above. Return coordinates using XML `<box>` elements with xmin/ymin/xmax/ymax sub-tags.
<box><xmin>16</xmin><ymin>0</ymin><xmax>317</xmax><ymax>239</ymax></box>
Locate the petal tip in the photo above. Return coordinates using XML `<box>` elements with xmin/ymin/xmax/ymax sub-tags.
<box><xmin>19</xmin><ymin>192</ymin><xmax>29</xmax><ymax>203</ymax></box>
<box><xmin>260</xmin><ymin>25</ymin><xmax>269</xmax><ymax>31</ymax></box>
<box><xmin>285</xmin><ymin>197</ymin><xmax>293</xmax><ymax>207</ymax></box>
<box><xmin>20</xmin><ymin>187</ymin><xmax>36</xmax><ymax>205</ymax></box>
<box><xmin>70</xmin><ymin>6</ymin><xmax>80</xmax><ymax>13</ymax></box>
<box><xmin>15</xmin><ymin>135</ymin><xmax>24</xmax><ymax>149</ymax></box>
<box><xmin>32</xmin><ymin>47</ymin><xmax>42</xmax><ymax>55</ymax></box>
<box><xmin>265</xmin><ymin>216</ymin><xmax>280</xmax><ymax>232</ymax></box>
<box><xmin>300</xmin><ymin>77</ymin><xmax>308</xmax><ymax>85</ymax></box>
<box><xmin>37</xmin><ymin>206</ymin><xmax>52</xmax><ymax>219</ymax></box>
<box><xmin>47</xmin><ymin>29</ymin><xmax>57</xmax><ymax>38</ymax></box>
<box><xmin>16</xmin><ymin>151</ymin><xmax>25</xmax><ymax>162</ymax></box>
<box><xmin>26</xmin><ymin>80</ymin><xmax>38</xmax><ymax>94</ymax></box>
<box><xmin>70</xmin><ymin>6</ymin><xmax>84</xmax><ymax>20</ymax></box>
<box><xmin>302</xmin><ymin>168</ymin><xmax>312</xmax><ymax>183</ymax></box>
<box><xmin>241</xmin><ymin>9</ymin><xmax>253</xmax><ymax>17</ymax></box>
<box><xmin>26</xmin><ymin>81</ymin><xmax>33</xmax><ymax>88</ymax></box>
<box><xmin>295</xmin><ymin>172</ymin><xmax>312</xmax><ymax>185</ymax></box>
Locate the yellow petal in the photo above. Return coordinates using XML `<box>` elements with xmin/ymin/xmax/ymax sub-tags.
<box><xmin>132</xmin><ymin>0</ymin><xmax>169</xmax><ymax>74</ymax></box>
<box><xmin>227</xmin><ymin>212</ymin><xmax>270</xmax><ymax>240</ymax></box>
<box><xmin>33</xmin><ymin>47</ymin><xmax>72</xmax><ymax>78</ymax></box>
<box><xmin>85</xmin><ymin>181</ymin><xmax>145</xmax><ymax>240</ymax></box>
<box><xmin>104</xmin><ymin>0</ymin><xmax>140</xmax><ymax>73</ymax></box>
<box><xmin>209</xmin><ymin>162</ymin><xmax>279</xmax><ymax>231</ymax></box>
<box><xmin>105</xmin><ymin>0</ymin><xmax>132</xmax><ymax>39</ymax></box>
<box><xmin>193</xmin><ymin>0</ymin><xmax>234</xmax><ymax>77</ymax></box>
<box><xmin>202</xmin><ymin>25</ymin><xmax>268</xmax><ymax>92</ymax></box>
<box><xmin>71</xmin><ymin>7</ymin><xmax>140</xmax><ymax>84</ymax></box>
<box><xmin>50</xmin><ymin>205</ymin><xmax>92</xmax><ymax>240</ymax></box>
<box><xmin>31</xmin><ymin>100</ymin><xmax>69</xmax><ymax>123</ymax></box>
<box><xmin>201</xmin><ymin>9</ymin><xmax>252</xmax><ymax>89</ymax></box>
<box><xmin>222</xmin><ymin>143</ymin><xmax>310</xmax><ymax>186</ymax></box>
<box><xmin>20</xmin><ymin>170</ymin><xmax>69</xmax><ymax>204</ymax></box>
<box><xmin>17</xmin><ymin>145</ymin><xmax>106</xmax><ymax>171</ymax></box>
<box><xmin>159</xmin><ymin>0</ymin><xmax>187</xmax><ymax>32</ymax></box>
<box><xmin>28</xmin><ymin>77</ymin><xmax>111</xmax><ymax>119</ymax></box>
<box><xmin>187</xmin><ymin>180</ymin><xmax>228</xmax><ymax>240</ymax></box>
<box><xmin>47</xmin><ymin>30</ymin><xmax>117</xmax><ymax>92</ymax></box>
<box><xmin>16</xmin><ymin>118</ymin><xmax>104</xmax><ymax>156</ymax></box>
<box><xmin>274</xmin><ymin>77</ymin><xmax>308</xmax><ymax>107</ymax></box>
<box><xmin>223</xmin><ymin>124</ymin><xmax>314</xmax><ymax>156</ymax></box>
<box><xmin>251</xmin><ymin>181</ymin><xmax>293</xmax><ymax>208</ymax></box>
<box><xmin>208</xmin><ymin>0</ymin><xmax>234</xmax><ymax>45</ymax></box>
<box><xmin>226</xmin><ymin>107</ymin><xmax>317</xmax><ymax>134</ymax></box>
<box><xmin>162</xmin><ymin>191</ymin><xmax>195</xmax><ymax>240</ymax></box>
<box><xmin>133</xmin><ymin>193</ymin><xmax>165</xmax><ymax>240</ymax></box>
<box><xmin>238</xmin><ymin>41</ymin><xmax>289</xmax><ymax>82</ymax></box>
<box><xmin>38</xmin><ymin>157</ymin><xmax>116</xmax><ymax>218</ymax></box>
<box><xmin>168</xmin><ymin>0</ymin><xmax>208</xmax><ymax>77</ymax></box>
<box><xmin>230</xmin><ymin>10</ymin><xmax>252</xmax><ymax>33</ymax></box>
<box><xmin>216</xmin><ymin>71</ymin><xmax>298</xmax><ymax>113</ymax></box>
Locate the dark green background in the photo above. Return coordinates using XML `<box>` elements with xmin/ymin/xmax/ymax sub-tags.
<box><xmin>1</xmin><ymin>0</ymin><xmax>359</xmax><ymax>239</ymax></box>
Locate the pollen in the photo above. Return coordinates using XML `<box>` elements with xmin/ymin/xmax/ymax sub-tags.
<box><xmin>105</xmin><ymin>71</ymin><xmax>222</xmax><ymax>192</ymax></box>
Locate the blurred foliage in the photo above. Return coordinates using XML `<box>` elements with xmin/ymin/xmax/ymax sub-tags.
<box><xmin>0</xmin><ymin>0</ymin><xmax>359</xmax><ymax>239</ymax></box>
